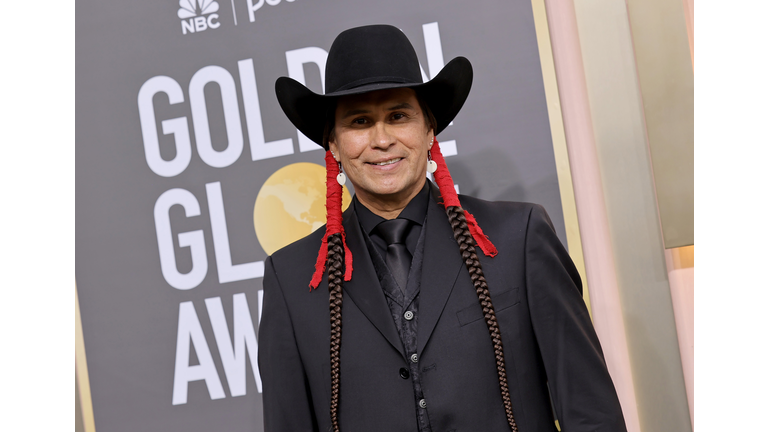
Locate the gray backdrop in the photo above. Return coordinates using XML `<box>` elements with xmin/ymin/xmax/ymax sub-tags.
<box><xmin>76</xmin><ymin>0</ymin><xmax>565</xmax><ymax>430</ymax></box>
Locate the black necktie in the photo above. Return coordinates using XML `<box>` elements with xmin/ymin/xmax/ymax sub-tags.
<box><xmin>374</xmin><ymin>219</ymin><xmax>413</xmax><ymax>291</ymax></box>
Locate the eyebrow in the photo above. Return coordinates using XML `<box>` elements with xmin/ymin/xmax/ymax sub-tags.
<box><xmin>340</xmin><ymin>108</ymin><xmax>370</xmax><ymax>119</ymax></box>
<box><xmin>340</xmin><ymin>102</ymin><xmax>417</xmax><ymax>119</ymax></box>
<box><xmin>387</xmin><ymin>102</ymin><xmax>416</xmax><ymax>111</ymax></box>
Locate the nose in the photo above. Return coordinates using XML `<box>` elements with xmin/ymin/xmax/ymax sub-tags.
<box><xmin>370</xmin><ymin>121</ymin><xmax>395</xmax><ymax>150</ymax></box>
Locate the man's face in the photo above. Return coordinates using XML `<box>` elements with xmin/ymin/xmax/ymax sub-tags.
<box><xmin>329</xmin><ymin>88</ymin><xmax>433</xmax><ymax>210</ymax></box>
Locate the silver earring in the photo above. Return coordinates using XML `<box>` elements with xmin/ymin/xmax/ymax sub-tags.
<box><xmin>427</xmin><ymin>150</ymin><xmax>437</xmax><ymax>173</ymax></box>
<box><xmin>337</xmin><ymin>161</ymin><xmax>346</xmax><ymax>186</ymax></box>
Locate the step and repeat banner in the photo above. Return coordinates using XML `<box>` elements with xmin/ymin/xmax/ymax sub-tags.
<box><xmin>76</xmin><ymin>1</ymin><xmax>567</xmax><ymax>430</ymax></box>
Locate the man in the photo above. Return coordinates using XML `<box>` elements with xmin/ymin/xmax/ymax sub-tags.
<box><xmin>258</xmin><ymin>24</ymin><xmax>627</xmax><ymax>432</ymax></box>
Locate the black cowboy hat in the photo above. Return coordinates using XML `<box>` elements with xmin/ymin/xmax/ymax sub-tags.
<box><xmin>275</xmin><ymin>24</ymin><xmax>473</xmax><ymax>149</ymax></box>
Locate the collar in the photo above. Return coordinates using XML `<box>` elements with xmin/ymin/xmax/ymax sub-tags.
<box><xmin>353</xmin><ymin>180</ymin><xmax>430</xmax><ymax>235</ymax></box>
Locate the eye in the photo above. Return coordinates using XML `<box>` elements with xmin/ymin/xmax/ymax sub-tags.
<box><xmin>351</xmin><ymin>117</ymin><xmax>367</xmax><ymax>125</ymax></box>
<box><xmin>391</xmin><ymin>112</ymin><xmax>406</xmax><ymax>120</ymax></box>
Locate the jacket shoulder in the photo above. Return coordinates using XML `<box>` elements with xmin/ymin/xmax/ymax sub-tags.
<box><xmin>268</xmin><ymin>224</ymin><xmax>326</xmax><ymax>284</ymax></box>
<box><xmin>458</xmin><ymin>195</ymin><xmax>548</xmax><ymax>227</ymax></box>
<box><xmin>454</xmin><ymin>196</ymin><xmax>559</xmax><ymax>252</ymax></box>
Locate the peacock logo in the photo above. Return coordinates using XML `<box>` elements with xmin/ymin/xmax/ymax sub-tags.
<box><xmin>177</xmin><ymin>0</ymin><xmax>221</xmax><ymax>35</ymax></box>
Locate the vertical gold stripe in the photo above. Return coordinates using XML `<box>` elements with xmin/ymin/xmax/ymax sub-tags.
<box><xmin>76</xmin><ymin>285</ymin><xmax>96</xmax><ymax>432</ymax></box>
<box><xmin>530</xmin><ymin>0</ymin><xmax>591</xmax><ymax>315</ymax></box>
<box><xmin>669</xmin><ymin>245</ymin><xmax>694</xmax><ymax>270</ymax></box>
<box><xmin>682</xmin><ymin>0</ymin><xmax>694</xmax><ymax>69</ymax></box>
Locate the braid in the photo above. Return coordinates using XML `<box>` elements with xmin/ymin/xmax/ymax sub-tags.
<box><xmin>446</xmin><ymin>206</ymin><xmax>518</xmax><ymax>432</ymax></box>
<box><xmin>327</xmin><ymin>233</ymin><xmax>344</xmax><ymax>432</ymax></box>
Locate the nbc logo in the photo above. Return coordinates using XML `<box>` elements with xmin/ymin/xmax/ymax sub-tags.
<box><xmin>177</xmin><ymin>0</ymin><xmax>221</xmax><ymax>35</ymax></box>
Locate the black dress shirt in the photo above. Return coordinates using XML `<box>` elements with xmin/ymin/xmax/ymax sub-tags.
<box><xmin>354</xmin><ymin>181</ymin><xmax>430</xmax><ymax>258</ymax></box>
<box><xmin>353</xmin><ymin>180</ymin><xmax>433</xmax><ymax>431</ymax></box>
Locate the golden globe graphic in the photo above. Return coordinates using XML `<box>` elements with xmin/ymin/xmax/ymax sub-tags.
<box><xmin>254</xmin><ymin>163</ymin><xmax>352</xmax><ymax>255</ymax></box>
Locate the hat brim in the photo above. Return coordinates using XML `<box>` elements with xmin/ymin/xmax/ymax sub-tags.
<box><xmin>275</xmin><ymin>56</ymin><xmax>473</xmax><ymax>149</ymax></box>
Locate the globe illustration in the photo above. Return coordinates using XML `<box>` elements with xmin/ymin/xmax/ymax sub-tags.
<box><xmin>254</xmin><ymin>162</ymin><xmax>352</xmax><ymax>255</ymax></box>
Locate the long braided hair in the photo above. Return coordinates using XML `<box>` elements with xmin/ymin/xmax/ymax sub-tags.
<box><xmin>309</xmin><ymin>98</ymin><xmax>518</xmax><ymax>432</ymax></box>
<box><xmin>326</xmin><ymin>232</ymin><xmax>344</xmax><ymax>432</ymax></box>
<box><xmin>307</xmin><ymin>150</ymin><xmax>350</xmax><ymax>432</ymax></box>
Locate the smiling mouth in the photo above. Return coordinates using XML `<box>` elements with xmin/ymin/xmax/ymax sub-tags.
<box><xmin>369</xmin><ymin>158</ymin><xmax>403</xmax><ymax>166</ymax></box>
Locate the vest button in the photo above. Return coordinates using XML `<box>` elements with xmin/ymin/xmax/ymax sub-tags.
<box><xmin>419</xmin><ymin>398</ymin><xmax>427</xmax><ymax>409</ymax></box>
<box><xmin>404</xmin><ymin>311</ymin><xmax>414</xmax><ymax>320</ymax></box>
<box><xmin>399</xmin><ymin>367</ymin><xmax>410</xmax><ymax>379</ymax></box>
<box><xmin>410</xmin><ymin>353</ymin><xmax>419</xmax><ymax>363</ymax></box>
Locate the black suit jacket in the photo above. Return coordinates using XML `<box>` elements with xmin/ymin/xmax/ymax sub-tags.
<box><xmin>258</xmin><ymin>183</ymin><xmax>627</xmax><ymax>432</ymax></box>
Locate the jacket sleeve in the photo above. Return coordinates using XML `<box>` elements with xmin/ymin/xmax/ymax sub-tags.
<box><xmin>258</xmin><ymin>256</ymin><xmax>319</xmax><ymax>432</ymax></box>
<box><xmin>524</xmin><ymin>204</ymin><xmax>627</xmax><ymax>431</ymax></box>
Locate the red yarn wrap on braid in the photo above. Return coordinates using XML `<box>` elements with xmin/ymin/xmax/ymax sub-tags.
<box><xmin>308</xmin><ymin>151</ymin><xmax>354</xmax><ymax>290</ymax></box>
<box><xmin>431</xmin><ymin>139</ymin><xmax>498</xmax><ymax>257</ymax></box>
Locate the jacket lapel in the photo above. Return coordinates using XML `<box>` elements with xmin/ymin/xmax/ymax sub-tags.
<box><xmin>417</xmin><ymin>182</ymin><xmax>464</xmax><ymax>354</ymax></box>
<box><xmin>342</xmin><ymin>206</ymin><xmax>406</xmax><ymax>360</ymax></box>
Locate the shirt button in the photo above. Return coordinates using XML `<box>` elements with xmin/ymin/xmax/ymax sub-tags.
<box><xmin>410</xmin><ymin>353</ymin><xmax>419</xmax><ymax>363</ymax></box>
<box><xmin>404</xmin><ymin>311</ymin><xmax>414</xmax><ymax>321</ymax></box>
<box><xmin>419</xmin><ymin>398</ymin><xmax>427</xmax><ymax>409</ymax></box>
<box><xmin>399</xmin><ymin>368</ymin><xmax>410</xmax><ymax>379</ymax></box>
